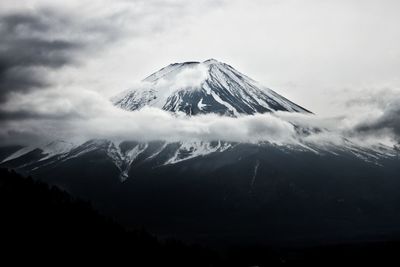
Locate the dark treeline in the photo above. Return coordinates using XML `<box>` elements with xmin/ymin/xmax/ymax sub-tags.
<box><xmin>0</xmin><ymin>168</ymin><xmax>216</xmax><ymax>266</ymax></box>
<box><xmin>2</xmin><ymin>168</ymin><xmax>400</xmax><ymax>266</ymax></box>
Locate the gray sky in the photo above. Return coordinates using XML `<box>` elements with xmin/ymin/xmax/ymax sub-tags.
<box><xmin>1</xmin><ymin>0</ymin><xmax>400</xmax><ymax>146</ymax></box>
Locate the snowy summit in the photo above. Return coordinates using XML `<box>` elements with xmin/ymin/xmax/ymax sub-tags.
<box><xmin>112</xmin><ymin>59</ymin><xmax>311</xmax><ymax>116</ymax></box>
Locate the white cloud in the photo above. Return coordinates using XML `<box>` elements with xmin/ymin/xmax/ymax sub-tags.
<box><xmin>173</xmin><ymin>64</ymin><xmax>209</xmax><ymax>89</ymax></box>
<box><xmin>150</xmin><ymin>63</ymin><xmax>209</xmax><ymax>92</ymax></box>
<box><xmin>0</xmin><ymin>87</ymin><xmax>296</xmax><ymax>145</ymax></box>
<box><xmin>1</xmin><ymin>85</ymin><xmax>399</xmax><ymax>149</ymax></box>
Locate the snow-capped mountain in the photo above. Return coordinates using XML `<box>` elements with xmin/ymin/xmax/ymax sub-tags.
<box><xmin>112</xmin><ymin>59</ymin><xmax>311</xmax><ymax>115</ymax></box>
<box><xmin>1</xmin><ymin>59</ymin><xmax>397</xmax><ymax>181</ymax></box>
<box><xmin>2</xmin><ymin>59</ymin><xmax>397</xmax><ymax>182</ymax></box>
<box><xmin>2</xmin><ymin>59</ymin><xmax>400</xmax><ymax>247</ymax></box>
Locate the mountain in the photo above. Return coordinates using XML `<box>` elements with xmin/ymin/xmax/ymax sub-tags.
<box><xmin>1</xmin><ymin>59</ymin><xmax>400</xmax><ymax>248</ymax></box>
<box><xmin>112</xmin><ymin>59</ymin><xmax>311</xmax><ymax>115</ymax></box>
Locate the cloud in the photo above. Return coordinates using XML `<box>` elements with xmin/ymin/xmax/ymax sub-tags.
<box><xmin>0</xmin><ymin>10</ymin><xmax>82</xmax><ymax>101</ymax></box>
<box><xmin>170</xmin><ymin>64</ymin><xmax>209</xmax><ymax>89</ymax></box>
<box><xmin>352</xmin><ymin>92</ymin><xmax>400</xmax><ymax>143</ymax></box>
<box><xmin>0</xmin><ymin>86</ymin><xmax>297</xmax><ymax>145</ymax></box>
<box><xmin>0</xmin><ymin>3</ymin><xmax>138</xmax><ymax>102</ymax></box>
<box><xmin>277</xmin><ymin>88</ymin><xmax>400</xmax><ymax>147</ymax></box>
<box><xmin>1</xmin><ymin>83</ymin><xmax>399</xmax><ymax>150</ymax></box>
<box><xmin>143</xmin><ymin>62</ymin><xmax>209</xmax><ymax>89</ymax></box>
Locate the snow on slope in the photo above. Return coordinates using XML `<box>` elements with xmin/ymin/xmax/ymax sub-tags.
<box><xmin>1</xmin><ymin>140</ymin><xmax>76</xmax><ymax>163</ymax></box>
<box><xmin>112</xmin><ymin>59</ymin><xmax>311</xmax><ymax>116</ymax></box>
<box><xmin>105</xmin><ymin>141</ymin><xmax>148</xmax><ymax>181</ymax></box>
<box><xmin>0</xmin><ymin>139</ymin><xmax>235</xmax><ymax>180</ymax></box>
<box><xmin>3</xmin><ymin>137</ymin><xmax>397</xmax><ymax>183</ymax></box>
<box><xmin>164</xmin><ymin>141</ymin><xmax>231</xmax><ymax>165</ymax></box>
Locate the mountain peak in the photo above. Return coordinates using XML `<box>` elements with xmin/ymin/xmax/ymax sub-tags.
<box><xmin>203</xmin><ymin>58</ymin><xmax>221</xmax><ymax>64</ymax></box>
<box><xmin>113</xmin><ymin>60</ymin><xmax>311</xmax><ymax>116</ymax></box>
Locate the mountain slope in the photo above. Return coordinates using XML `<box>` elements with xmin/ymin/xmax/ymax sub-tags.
<box><xmin>1</xmin><ymin>142</ymin><xmax>400</xmax><ymax>247</ymax></box>
<box><xmin>112</xmin><ymin>59</ymin><xmax>311</xmax><ymax>115</ymax></box>
<box><xmin>2</xmin><ymin>139</ymin><xmax>396</xmax><ymax>182</ymax></box>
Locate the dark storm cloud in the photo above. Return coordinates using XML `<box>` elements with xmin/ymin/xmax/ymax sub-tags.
<box><xmin>0</xmin><ymin>10</ymin><xmax>86</xmax><ymax>101</ymax></box>
<box><xmin>342</xmin><ymin>88</ymin><xmax>400</xmax><ymax>143</ymax></box>
<box><xmin>355</xmin><ymin>98</ymin><xmax>400</xmax><ymax>142</ymax></box>
<box><xmin>0</xmin><ymin>6</ymin><xmax>125</xmax><ymax>105</ymax></box>
<box><xmin>0</xmin><ymin>109</ymin><xmax>81</xmax><ymax>121</ymax></box>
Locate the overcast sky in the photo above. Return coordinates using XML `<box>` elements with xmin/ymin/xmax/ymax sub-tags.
<box><xmin>1</xmin><ymin>0</ymin><xmax>400</xmax><ymax>146</ymax></box>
